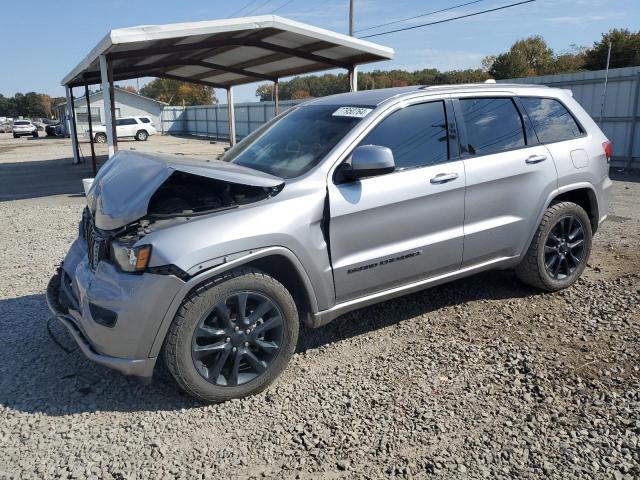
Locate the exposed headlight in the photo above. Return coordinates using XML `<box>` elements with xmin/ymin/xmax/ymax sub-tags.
<box><xmin>110</xmin><ymin>240</ymin><xmax>152</xmax><ymax>273</ymax></box>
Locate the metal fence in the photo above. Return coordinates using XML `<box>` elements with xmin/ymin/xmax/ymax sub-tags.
<box><xmin>502</xmin><ymin>66</ymin><xmax>640</xmax><ymax>169</ymax></box>
<box><xmin>160</xmin><ymin>99</ymin><xmax>306</xmax><ymax>141</ymax></box>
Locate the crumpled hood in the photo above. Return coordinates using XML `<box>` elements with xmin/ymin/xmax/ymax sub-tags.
<box><xmin>86</xmin><ymin>150</ymin><xmax>283</xmax><ymax>230</ymax></box>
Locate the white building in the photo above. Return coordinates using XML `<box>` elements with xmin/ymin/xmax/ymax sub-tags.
<box><xmin>56</xmin><ymin>87</ymin><xmax>167</xmax><ymax>137</ymax></box>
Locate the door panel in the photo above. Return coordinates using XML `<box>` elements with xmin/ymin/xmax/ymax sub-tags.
<box><xmin>329</xmin><ymin>162</ymin><xmax>465</xmax><ymax>302</ymax></box>
<box><xmin>462</xmin><ymin>146</ymin><xmax>557</xmax><ymax>265</ymax></box>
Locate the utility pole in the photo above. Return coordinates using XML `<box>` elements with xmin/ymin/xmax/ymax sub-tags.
<box><xmin>349</xmin><ymin>0</ymin><xmax>354</xmax><ymax>36</ymax></box>
<box><xmin>599</xmin><ymin>40</ymin><xmax>612</xmax><ymax>123</ymax></box>
<box><xmin>349</xmin><ymin>0</ymin><xmax>358</xmax><ymax>92</ymax></box>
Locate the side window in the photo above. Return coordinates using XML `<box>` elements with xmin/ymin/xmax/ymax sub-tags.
<box><xmin>116</xmin><ymin>118</ymin><xmax>137</xmax><ymax>126</ymax></box>
<box><xmin>139</xmin><ymin>117</ymin><xmax>151</xmax><ymax>124</ymax></box>
<box><xmin>459</xmin><ymin>98</ymin><xmax>525</xmax><ymax>156</ymax></box>
<box><xmin>359</xmin><ymin>101</ymin><xmax>448</xmax><ymax>169</ymax></box>
<box><xmin>520</xmin><ymin>97</ymin><xmax>582</xmax><ymax>143</ymax></box>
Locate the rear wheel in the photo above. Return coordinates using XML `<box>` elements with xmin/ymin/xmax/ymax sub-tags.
<box><xmin>516</xmin><ymin>201</ymin><xmax>592</xmax><ymax>291</ymax></box>
<box><xmin>164</xmin><ymin>268</ymin><xmax>299</xmax><ymax>403</ymax></box>
<box><xmin>94</xmin><ymin>132</ymin><xmax>107</xmax><ymax>143</ymax></box>
<box><xmin>135</xmin><ymin>130</ymin><xmax>148</xmax><ymax>141</ymax></box>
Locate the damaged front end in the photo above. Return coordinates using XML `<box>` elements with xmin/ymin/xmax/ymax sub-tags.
<box><xmin>87</xmin><ymin>150</ymin><xmax>284</xmax><ymax>231</ymax></box>
<box><xmin>82</xmin><ymin>151</ymin><xmax>284</xmax><ymax>274</ymax></box>
<box><xmin>47</xmin><ymin>150</ymin><xmax>286</xmax><ymax>377</ymax></box>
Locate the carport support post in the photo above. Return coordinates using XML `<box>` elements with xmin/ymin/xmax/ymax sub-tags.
<box><xmin>348</xmin><ymin>66</ymin><xmax>358</xmax><ymax>92</ymax></box>
<box><xmin>99</xmin><ymin>54</ymin><xmax>117</xmax><ymax>157</ymax></box>
<box><xmin>65</xmin><ymin>86</ymin><xmax>80</xmax><ymax>165</ymax></box>
<box><xmin>84</xmin><ymin>82</ymin><xmax>97</xmax><ymax>175</ymax></box>
<box><xmin>227</xmin><ymin>87</ymin><xmax>236</xmax><ymax>147</ymax></box>
<box><xmin>274</xmin><ymin>80</ymin><xmax>280</xmax><ymax>115</ymax></box>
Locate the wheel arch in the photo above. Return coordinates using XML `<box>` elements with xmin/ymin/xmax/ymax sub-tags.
<box><xmin>548</xmin><ymin>185</ymin><xmax>599</xmax><ymax>233</ymax></box>
<box><xmin>148</xmin><ymin>246</ymin><xmax>319</xmax><ymax>358</ymax></box>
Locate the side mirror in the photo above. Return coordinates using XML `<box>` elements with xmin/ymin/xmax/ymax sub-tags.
<box><xmin>340</xmin><ymin>145</ymin><xmax>395</xmax><ymax>181</ymax></box>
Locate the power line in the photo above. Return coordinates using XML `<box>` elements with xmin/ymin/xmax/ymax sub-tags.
<box><xmin>355</xmin><ymin>0</ymin><xmax>487</xmax><ymax>34</ymax></box>
<box><xmin>228</xmin><ymin>0</ymin><xmax>259</xmax><ymax>18</ymax></box>
<box><xmin>245</xmin><ymin>0</ymin><xmax>276</xmax><ymax>15</ymax></box>
<box><xmin>271</xmin><ymin>0</ymin><xmax>296</xmax><ymax>13</ymax></box>
<box><xmin>360</xmin><ymin>0</ymin><xmax>536</xmax><ymax>39</ymax></box>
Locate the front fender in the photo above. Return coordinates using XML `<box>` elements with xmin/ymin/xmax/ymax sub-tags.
<box><xmin>147</xmin><ymin>246</ymin><xmax>319</xmax><ymax>358</ymax></box>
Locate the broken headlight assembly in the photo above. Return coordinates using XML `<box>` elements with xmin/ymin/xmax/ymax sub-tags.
<box><xmin>110</xmin><ymin>238</ymin><xmax>152</xmax><ymax>273</ymax></box>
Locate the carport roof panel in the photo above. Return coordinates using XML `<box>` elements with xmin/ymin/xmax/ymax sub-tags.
<box><xmin>61</xmin><ymin>15</ymin><xmax>394</xmax><ymax>88</ymax></box>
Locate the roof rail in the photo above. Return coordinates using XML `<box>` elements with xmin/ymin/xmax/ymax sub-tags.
<box><xmin>419</xmin><ymin>82</ymin><xmax>549</xmax><ymax>90</ymax></box>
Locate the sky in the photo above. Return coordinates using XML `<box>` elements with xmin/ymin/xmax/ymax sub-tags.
<box><xmin>1</xmin><ymin>0</ymin><xmax>638</xmax><ymax>103</ymax></box>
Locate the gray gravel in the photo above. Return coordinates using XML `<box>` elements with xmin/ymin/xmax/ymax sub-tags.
<box><xmin>0</xmin><ymin>134</ymin><xmax>638</xmax><ymax>479</ymax></box>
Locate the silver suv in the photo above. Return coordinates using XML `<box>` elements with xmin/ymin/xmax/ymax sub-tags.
<box><xmin>48</xmin><ymin>84</ymin><xmax>613</xmax><ymax>402</ymax></box>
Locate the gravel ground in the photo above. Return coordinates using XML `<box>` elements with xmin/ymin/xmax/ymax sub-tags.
<box><xmin>0</xmin><ymin>134</ymin><xmax>638</xmax><ymax>479</ymax></box>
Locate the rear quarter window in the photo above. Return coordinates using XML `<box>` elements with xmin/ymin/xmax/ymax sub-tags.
<box><xmin>520</xmin><ymin>97</ymin><xmax>583</xmax><ymax>143</ymax></box>
<box><xmin>139</xmin><ymin>117</ymin><xmax>151</xmax><ymax>123</ymax></box>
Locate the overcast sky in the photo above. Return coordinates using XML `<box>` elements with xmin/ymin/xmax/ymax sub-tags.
<box><xmin>1</xmin><ymin>0</ymin><xmax>638</xmax><ymax>102</ymax></box>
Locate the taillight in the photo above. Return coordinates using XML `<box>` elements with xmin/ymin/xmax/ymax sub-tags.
<box><xmin>603</xmin><ymin>140</ymin><xmax>612</xmax><ymax>163</ymax></box>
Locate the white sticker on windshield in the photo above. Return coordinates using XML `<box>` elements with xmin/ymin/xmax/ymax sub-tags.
<box><xmin>332</xmin><ymin>106</ymin><xmax>373</xmax><ymax>118</ymax></box>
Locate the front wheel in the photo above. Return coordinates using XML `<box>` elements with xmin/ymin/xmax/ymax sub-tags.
<box><xmin>164</xmin><ymin>268</ymin><xmax>299</xmax><ymax>403</ymax></box>
<box><xmin>516</xmin><ymin>201</ymin><xmax>592</xmax><ymax>291</ymax></box>
<box><xmin>94</xmin><ymin>132</ymin><xmax>107</xmax><ymax>143</ymax></box>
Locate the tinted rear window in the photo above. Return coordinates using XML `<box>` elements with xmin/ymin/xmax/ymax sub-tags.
<box><xmin>14</xmin><ymin>121</ymin><xmax>29</xmax><ymax>125</ymax></box>
<box><xmin>460</xmin><ymin>98</ymin><xmax>525</xmax><ymax>156</ymax></box>
<box><xmin>116</xmin><ymin>118</ymin><xmax>137</xmax><ymax>126</ymax></box>
<box><xmin>139</xmin><ymin>117</ymin><xmax>151</xmax><ymax>123</ymax></box>
<box><xmin>360</xmin><ymin>101</ymin><xmax>448</xmax><ymax>169</ymax></box>
<box><xmin>520</xmin><ymin>97</ymin><xmax>582</xmax><ymax>143</ymax></box>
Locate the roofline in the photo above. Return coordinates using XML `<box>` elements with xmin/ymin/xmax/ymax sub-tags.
<box><xmin>54</xmin><ymin>86</ymin><xmax>168</xmax><ymax>108</ymax></box>
<box><xmin>61</xmin><ymin>15</ymin><xmax>394</xmax><ymax>87</ymax></box>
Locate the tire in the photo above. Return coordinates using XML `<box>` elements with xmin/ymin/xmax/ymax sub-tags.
<box><xmin>94</xmin><ymin>132</ymin><xmax>107</xmax><ymax>143</ymax></box>
<box><xmin>13</xmin><ymin>134</ymin><xmax>18</xmax><ymax>138</ymax></box>
<box><xmin>516</xmin><ymin>201</ymin><xmax>592</xmax><ymax>291</ymax></box>
<box><xmin>32</xmin><ymin>131</ymin><xmax>38</xmax><ymax>138</ymax></box>
<box><xmin>164</xmin><ymin>268</ymin><xmax>299</xmax><ymax>403</ymax></box>
<box><xmin>135</xmin><ymin>130</ymin><xmax>148</xmax><ymax>141</ymax></box>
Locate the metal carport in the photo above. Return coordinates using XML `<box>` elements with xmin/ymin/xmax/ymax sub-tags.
<box><xmin>60</xmin><ymin>15</ymin><xmax>394</xmax><ymax>173</ymax></box>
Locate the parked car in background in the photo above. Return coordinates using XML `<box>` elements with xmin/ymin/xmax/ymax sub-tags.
<box><xmin>86</xmin><ymin>116</ymin><xmax>157</xmax><ymax>142</ymax></box>
<box><xmin>45</xmin><ymin>123</ymin><xmax>62</xmax><ymax>137</ymax></box>
<box><xmin>0</xmin><ymin>122</ymin><xmax>12</xmax><ymax>133</ymax></box>
<box><xmin>12</xmin><ymin>120</ymin><xmax>38</xmax><ymax>138</ymax></box>
<box><xmin>48</xmin><ymin>83</ymin><xmax>612</xmax><ymax>403</ymax></box>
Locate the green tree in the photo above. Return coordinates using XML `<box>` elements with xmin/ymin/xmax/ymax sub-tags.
<box><xmin>0</xmin><ymin>94</ymin><xmax>9</xmax><ymax>117</ymax></box>
<box><xmin>140</xmin><ymin>78</ymin><xmax>217</xmax><ymax>105</ymax></box>
<box><xmin>488</xmin><ymin>35</ymin><xmax>554</xmax><ymax>79</ymax></box>
<box><xmin>584</xmin><ymin>29</ymin><xmax>640</xmax><ymax>70</ymax></box>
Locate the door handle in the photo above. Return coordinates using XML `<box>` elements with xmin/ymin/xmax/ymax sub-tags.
<box><xmin>525</xmin><ymin>154</ymin><xmax>547</xmax><ymax>164</ymax></box>
<box><xmin>430</xmin><ymin>172</ymin><xmax>459</xmax><ymax>184</ymax></box>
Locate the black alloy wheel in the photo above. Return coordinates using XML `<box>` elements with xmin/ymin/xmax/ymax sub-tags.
<box><xmin>191</xmin><ymin>291</ymin><xmax>284</xmax><ymax>387</ymax></box>
<box><xmin>544</xmin><ymin>215</ymin><xmax>586</xmax><ymax>280</ymax></box>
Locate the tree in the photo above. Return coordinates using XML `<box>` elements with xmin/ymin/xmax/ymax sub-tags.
<box><xmin>140</xmin><ymin>78</ymin><xmax>217</xmax><ymax>105</ymax></box>
<box><xmin>488</xmin><ymin>36</ymin><xmax>554</xmax><ymax>79</ymax></box>
<box><xmin>291</xmin><ymin>90</ymin><xmax>311</xmax><ymax>100</ymax></box>
<box><xmin>584</xmin><ymin>29</ymin><xmax>640</xmax><ymax>70</ymax></box>
<box><xmin>0</xmin><ymin>94</ymin><xmax>9</xmax><ymax>117</ymax></box>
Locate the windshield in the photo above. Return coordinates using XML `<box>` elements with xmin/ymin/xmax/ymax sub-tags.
<box><xmin>226</xmin><ymin>105</ymin><xmax>372</xmax><ymax>178</ymax></box>
<box><xmin>14</xmin><ymin>121</ymin><xmax>29</xmax><ymax>125</ymax></box>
